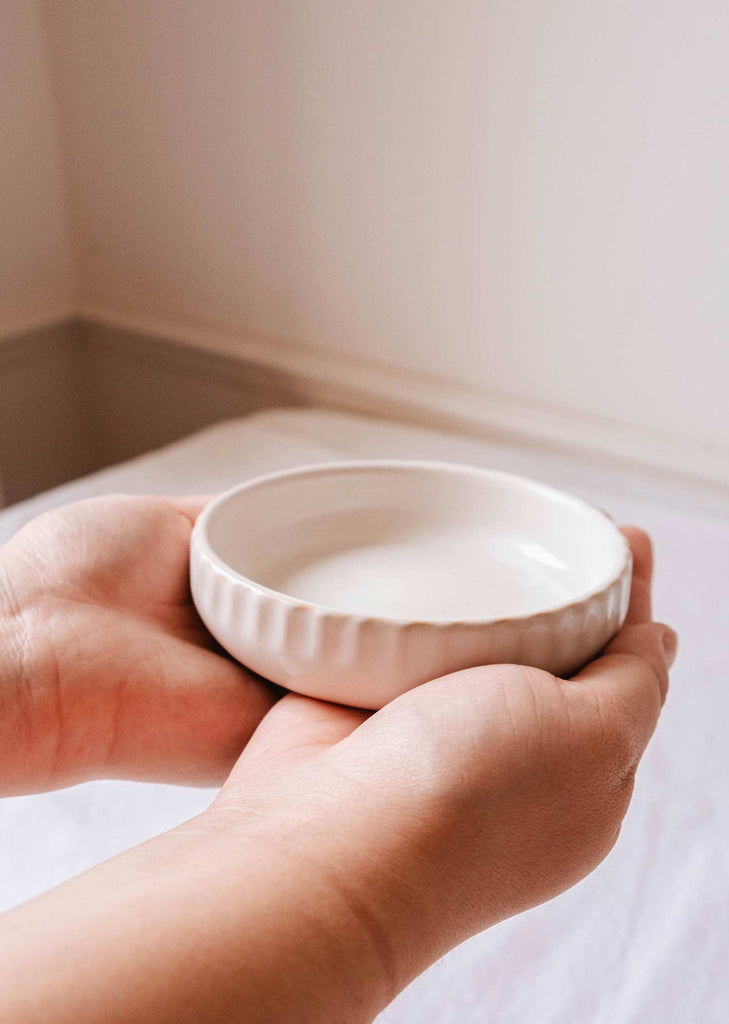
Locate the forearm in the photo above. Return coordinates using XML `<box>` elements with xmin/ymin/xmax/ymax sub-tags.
<box><xmin>0</xmin><ymin>809</ymin><xmax>392</xmax><ymax>1024</ymax></box>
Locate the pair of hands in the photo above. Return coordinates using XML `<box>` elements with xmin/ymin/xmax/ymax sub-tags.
<box><xmin>0</xmin><ymin>495</ymin><xmax>676</xmax><ymax>1022</ymax></box>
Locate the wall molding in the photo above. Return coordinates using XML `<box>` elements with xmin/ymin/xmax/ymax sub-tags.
<box><xmin>0</xmin><ymin>304</ymin><xmax>75</xmax><ymax>343</ymax></box>
<box><xmin>79</xmin><ymin>302</ymin><xmax>729</xmax><ymax>492</ymax></box>
<box><xmin>0</xmin><ymin>319</ymin><xmax>94</xmax><ymax>505</ymax></box>
<box><xmin>0</xmin><ymin>315</ymin><xmax>306</xmax><ymax>505</ymax></box>
<box><xmin>2</xmin><ymin>307</ymin><xmax>728</xmax><ymax>502</ymax></box>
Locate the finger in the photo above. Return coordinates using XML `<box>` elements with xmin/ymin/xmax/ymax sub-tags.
<box><xmin>232</xmin><ymin>693</ymin><xmax>370</xmax><ymax>774</ymax></box>
<box><xmin>621</xmin><ymin>526</ymin><xmax>653</xmax><ymax>625</ymax></box>
<box><xmin>102</xmin><ymin>630</ymin><xmax>280</xmax><ymax>787</ymax></box>
<box><xmin>166</xmin><ymin>495</ymin><xmax>217</xmax><ymax>525</ymax></box>
<box><xmin>606</xmin><ymin>620</ymin><xmax>677</xmax><ymax>694</ymax></box>
<box><xmin>568</xmin><ymin>620</ymin><xmax>676</xmax><ymax>756</ymax></box>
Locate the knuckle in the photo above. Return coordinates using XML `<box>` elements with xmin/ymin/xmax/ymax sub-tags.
<box><xmin>593</xmin><ymin>728</ymin><xmax>638</xmax><ymax>818</ymax></box>
<box><xmin>602</xmin><ymin>758</ymin><xmax>637</xmax><ymax>803</ymax></box>
<box><xmin>571</xmin><ymin>694</ymin><xmax>637</xmax><ymax>795</ymax></box>
<box><xmin>605</xmin><ymin>710</ymin><xmax>636</xmax><ymax>766</ymax></box>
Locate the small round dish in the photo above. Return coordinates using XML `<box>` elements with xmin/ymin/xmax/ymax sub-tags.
<box><xmin>190</xmin><ymin>460</ymin><xmax>631</xmax><ymax>709</ymax></box>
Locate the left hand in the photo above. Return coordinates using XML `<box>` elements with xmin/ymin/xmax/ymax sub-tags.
<box><xmin>0</xmin><ymin>495</ymin><xmax>277</xmax><ymax>793</ymax></box>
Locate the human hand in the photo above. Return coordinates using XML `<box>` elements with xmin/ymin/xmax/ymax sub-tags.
<box><xmin>0</xmin><ymin>495</ymin><xmax>276</xmax><ymax>793</ymax></box>
<box><xmin>203</xmin><ymin>527</ymin><xmax>676</xmax><ymax>1012</ymax></box>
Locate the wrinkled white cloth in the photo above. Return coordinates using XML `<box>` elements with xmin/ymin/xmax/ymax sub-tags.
<box><xmin>0</xmin><ymin>407</ymin><xmax>727</xmax><ymax>1023</ymax></box>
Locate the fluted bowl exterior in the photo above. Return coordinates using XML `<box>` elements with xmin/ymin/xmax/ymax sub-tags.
<box><xmin>190</xmin><ymin>468</ymin><xmax>631</xmax><ymax>709</ymax></box>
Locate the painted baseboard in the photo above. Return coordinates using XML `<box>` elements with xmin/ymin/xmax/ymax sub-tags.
<box><xmin>80</xmin><ymin>301</ymin><xmax>729</xmax><ymax>491</ymax></box>
<box><xmin>0</xmin><ymin>316</ymin><xmax>303</xmax><ymax>505</ymax></box>
<box><xmin>0</xmin><ymin>320</ymin><xmax>95</xmax><ymax>505</ymax></box>
<box><xmin>0</xmin><ymin>302</ymin><xmax>76</xmax><ymax>343</ymax></box>
<box><xmin>3</xmin><ymin>306</ymin><xmax>727</xmax><ymax>503</ymax></box>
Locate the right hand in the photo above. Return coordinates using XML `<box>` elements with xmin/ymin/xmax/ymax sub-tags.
<box><xmin>208</xmin><ymin>527</ymin><xmax>676</xmax><ymax>1007</ymax></box>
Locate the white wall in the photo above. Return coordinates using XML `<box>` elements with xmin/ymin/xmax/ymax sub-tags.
<box><xmin>0</xmin><ymin>0</ymin><xmax>74</xmax><ymax>336</ymax></box>
<box><xmin>44</xmin><ymin>2</ymin><xmax>729</xmax><ymax>472</ymax></box>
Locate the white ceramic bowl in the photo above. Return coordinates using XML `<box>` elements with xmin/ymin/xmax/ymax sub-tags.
<box><xmin>190</xmin><ymin>461</ymin><xmax>631</xmax><ymax>709</ymax></box>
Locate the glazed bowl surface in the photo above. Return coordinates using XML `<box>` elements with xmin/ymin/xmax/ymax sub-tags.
<box><xmin>190</xmin><ymin>460</ymin><xmax>631</xmax><ymax>708</ymax></box>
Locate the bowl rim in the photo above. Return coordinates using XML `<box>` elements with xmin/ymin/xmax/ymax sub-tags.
<box><xmin>191</xmin><ymin>459</ymin><xmax>632</xmax><ymax>628</ymax></box>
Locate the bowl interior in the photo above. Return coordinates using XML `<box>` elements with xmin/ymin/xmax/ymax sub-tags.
<box><xmin>202</xmin><ymin>463</ymin><xmax>626</xmax><ymax>622</ymax></box>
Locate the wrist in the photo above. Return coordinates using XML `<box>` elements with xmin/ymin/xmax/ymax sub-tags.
<box><xmin>208</xmin><ymin>772</ymin><xmax>491</xmax><ymax>1001</ymax></box>
<box><xmin>0</xmin><ymin>571</ymin><xmax>35</xmax><ymax>793</ymax></box>
<box><xmin>0</xmin><ymin>562</ymin><xmax>73</xmax><ymax>794</ymax></box>
<box><xmin>196</xmin><ymin>805</ymin><xmax>396</xmax><ymax>1023</ymax></box>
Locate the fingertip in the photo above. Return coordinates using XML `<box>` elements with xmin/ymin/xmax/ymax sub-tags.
<box><xmin>621</xmin><ymin>526</ymin><xmax>653</xmax><ymax>583</ymax></box>
<box><xmin>620</xmin><ymin>527</ymin><xmax>655</xmax><ymax>625</ymax></box>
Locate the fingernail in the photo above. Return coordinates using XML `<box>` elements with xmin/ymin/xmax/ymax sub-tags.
<box><xmin>661</xmin><ymin>628</ymin><xmax>678</xmax><ymax>668</ymax></box>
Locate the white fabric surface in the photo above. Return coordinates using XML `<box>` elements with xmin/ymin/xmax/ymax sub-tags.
<box><xmin>1</xmin><ymin>406</ymin><xmax>727</xmax><ymax>1022</ymax></box>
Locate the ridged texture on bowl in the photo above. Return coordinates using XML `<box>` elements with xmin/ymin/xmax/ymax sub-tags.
<box><xmin>190</xmin><ymin>532</ymin><xmax>632</xmax><ymax>710</ymax></box>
